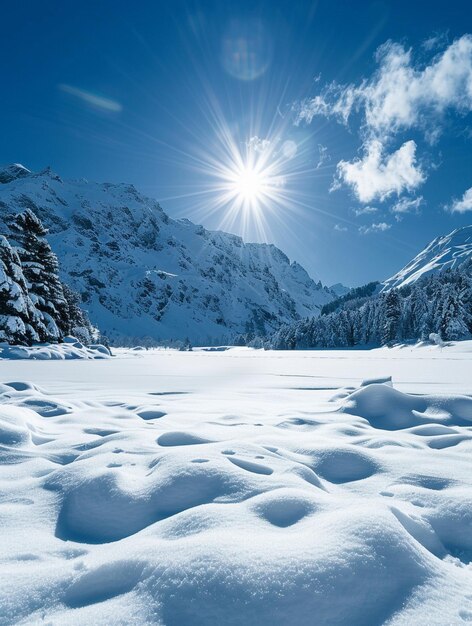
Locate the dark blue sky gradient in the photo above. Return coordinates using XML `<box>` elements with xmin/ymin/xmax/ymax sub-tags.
<box><xmin>1</xmin><ymin>0</ymin><xmax>471</xmax><ymax>285</ymax></box>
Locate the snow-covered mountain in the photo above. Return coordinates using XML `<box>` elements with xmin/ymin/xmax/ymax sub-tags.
<box><xmin>383</xmin><ymin>225</ymin><xmax>472</xmax><ymax>291</ymax></box>
<box><xmin>0</xmin><ymin>164</ymin><xmax>335</xmax><ymax>344</ymax></box>
<box><xmin>329</xmin><ymin>282</ymin><xmax>350</xmax><ymax>297</ymax></box>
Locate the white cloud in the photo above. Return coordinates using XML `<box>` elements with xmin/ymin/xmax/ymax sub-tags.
<box><xmin>353</xmin><ymin>205</ymin><xmax>378</xmax><ymax>216</ymax></box>
<box><xmin>391</xmin><ymin>196</ymin><xmax>424</xmax><ymax>214</ymax></box>
<box><xmin>359</xmin><ymin>222</ymin><xmax>391</xmax><ymax>235</ymax></box>
<box><xmin>422</xmin><ymin>32</ymin><xmax>449</xmax><ymax>52</ymax></box>
<box><xmin>59</xmin><ymin>84</ymin><xmax>122</xmax><ymax>112</ymax></box>
<box><xmin>315</xmin><ymin>144</ymin><xmax>331</xmax><ymax>169</ymax></box>
<box><xmin>294</xmin><ymin>35</ymin><xmax>472</xmax><ymax>140</ymax></box>
<box><xmin>334</xmin><ymin>224</ymin><xmax>348</xmax><ymax>232</ymax></box>
<box><xmin>281</xmin><ymin>140</ymin><xmax>297</xmax><ymax>159</ymax></box>
<box><xmin>295</xmin><ymin>84</ymin><xmax>357</xmax><ymax>127</ymax></box>
<box><xmin>246</xmin><ymin>136</ymin><xmax>271</xmax><ymax>154</ymax></box>
<box><xmin>448</xmin><ymin>187</ymin><xmax>472</xmax><ymax>213</ymax></box>
<box><xmin>335</xmin><ymin>139</ymin><xmax>425</xmax><ymax>203</ymax></box>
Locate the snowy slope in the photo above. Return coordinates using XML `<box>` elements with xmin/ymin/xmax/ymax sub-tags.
<box><xmin>383</xmin><ymin>225</ymin><xmax>472</xmax><ymax>290</ymax></box>
<box><xmin>0</xmin><ymin>165</ymin><xmax>334</xmax><ymax>344</ymax></box>
<box><xmin>0</xmin><ymin>346</ymin><xmax>472</xmax><ymax>624</ymax></box>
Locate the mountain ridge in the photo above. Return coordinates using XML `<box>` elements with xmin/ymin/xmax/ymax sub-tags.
<box><xmin>0</xmin><ymin>164</ymin><xmax>335</xmax><ymax>345</ymax></box>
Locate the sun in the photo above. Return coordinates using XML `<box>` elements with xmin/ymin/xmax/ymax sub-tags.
<box><xmin>230</xmin><ymin>165</ymin><xmax>268</xmax><ymax>206</ymax></box>
<box><xmin>209</xmin><ymin>147</ymin><xmax>290</xmax><ymax>240</ymax></box>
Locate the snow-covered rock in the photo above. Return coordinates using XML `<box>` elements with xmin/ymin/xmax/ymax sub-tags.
<box><xmin>0</xmin><ymin>340</ymin><xmax>110</xmax><ymax>360</ymax></box>
<box><xmin>0</xmin><ymin>164</ymin><xmax>335</xmax><ymax>345</ymax></box>
<box><xmin>383</xmin><ymin>225</ymin><xmax>472</xmax><ymax>291</ymax></box>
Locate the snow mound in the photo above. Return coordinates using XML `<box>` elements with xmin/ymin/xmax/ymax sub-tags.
<box><xmin>0</xmin><ymin>340</ymin><xmax>111</xmax><ymax>360</ymax></box>
<box><xmin>0</xmin><ymin>349</ymin><xmax>472</xmax><ymax>624</ymax></box>
<box><xmin>340</xmin><ymin>383</ymin><xmax>472</xmax><ymax>430</ymax></box>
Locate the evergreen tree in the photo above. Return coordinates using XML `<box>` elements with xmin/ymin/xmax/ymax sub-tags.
<box><xmin>9</xmin><ymin>209</ymin><xmax>69</xmax><ymax>341</ymax></box>
<box><xmin>266</xmin><ymin>259</ymin><xmax>472</xmax><ymax>350</ymax></box>
<box><xmin>457</xmin><ymin>271</ymin><xmax>472</xmax><ymax>334</ymax></box>
<box><xmin>438</xmin><ymin>284</ymin><xmax>469</xmax><ymax>340</ymax></box>
<box><xmin>381</xmin><ymin>289</ymin><xmax>401</xmax><ymax>346</ymax></box>
<box><xmin>0</xmin><ymin>235</ymin><xmax>40</xmax><ymax>344</ymax></box>
<box><xmin>0</xmin><ymin>209</ymin><xmax>99</xmax><ymax>346</ymax></box>
<box><xmin>63</xmin><ymin>283</ymin><xmax>95</xmax><ymax>344</ymax></box>
<box><xmin>410</xmin><ymin>287</ymin><xmax>431</xmax><ymax>340</ymax></box>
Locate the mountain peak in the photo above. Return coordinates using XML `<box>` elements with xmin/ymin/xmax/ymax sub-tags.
<box><xmin>383</xmin><ymin>225</ymin><xmax>472</xmax><ymax>291</ymax></box>
<box><xmin>35</xmin><ymin>166</ymin><xmax>62</xmax><ymax>182</ymax></box>
<box><xmin>329</xmin><ymin>283</ymin><xmax>351</xmax><ymax>297</ymax></box>
<box><xmin>0</xmin><ymin>163</ymin><xmax>31</xmax><ymax>184</ymax></box>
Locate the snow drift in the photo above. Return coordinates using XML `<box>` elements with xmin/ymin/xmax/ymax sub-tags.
<box><xmin>0</xmin><ymin>337</ymin><xmax>110</xmax><ymax>360</ymax></box>
<box><xmin>1</xmin><ymin>347</ymin><xmax>472</xmax><ymax>624</ymax></box>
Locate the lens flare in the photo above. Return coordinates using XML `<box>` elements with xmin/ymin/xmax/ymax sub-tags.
<box><xmin>221</xmin><ymin>19</ymin><xmax>272</xmax><ymax>81</ymax></box>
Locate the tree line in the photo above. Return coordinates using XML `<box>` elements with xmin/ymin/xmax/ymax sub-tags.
<box><xmin>0</xmin><ymin>209</ymin><xmax>96</xmax><ymax>345</ymax></box>
<box><xmin>267</xmin><ymin>260</ymin><xmax>472</xmax><ymax>350</ymax></box>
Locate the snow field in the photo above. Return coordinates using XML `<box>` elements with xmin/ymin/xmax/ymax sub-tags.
<box><xmin>0</xmin><ymin>346</ymin><xmax>472</xmax><ymax>624</ymax></box>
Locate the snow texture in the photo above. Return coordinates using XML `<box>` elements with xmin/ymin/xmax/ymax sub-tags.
<box><xmin>0</xmin><ymin>344</ymin><xmax>471</xmax><ymax>625</ymax></box>
<box><xmin>0</xmin><ymin>165</ymin><xmax>335</xmax><ymax>345</ymax></box>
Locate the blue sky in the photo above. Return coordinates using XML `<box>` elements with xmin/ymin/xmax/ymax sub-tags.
<box><xmin>1</xmin><ymin>0</ymin><xmax>471</xmax><ymax>286</ymax></box>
